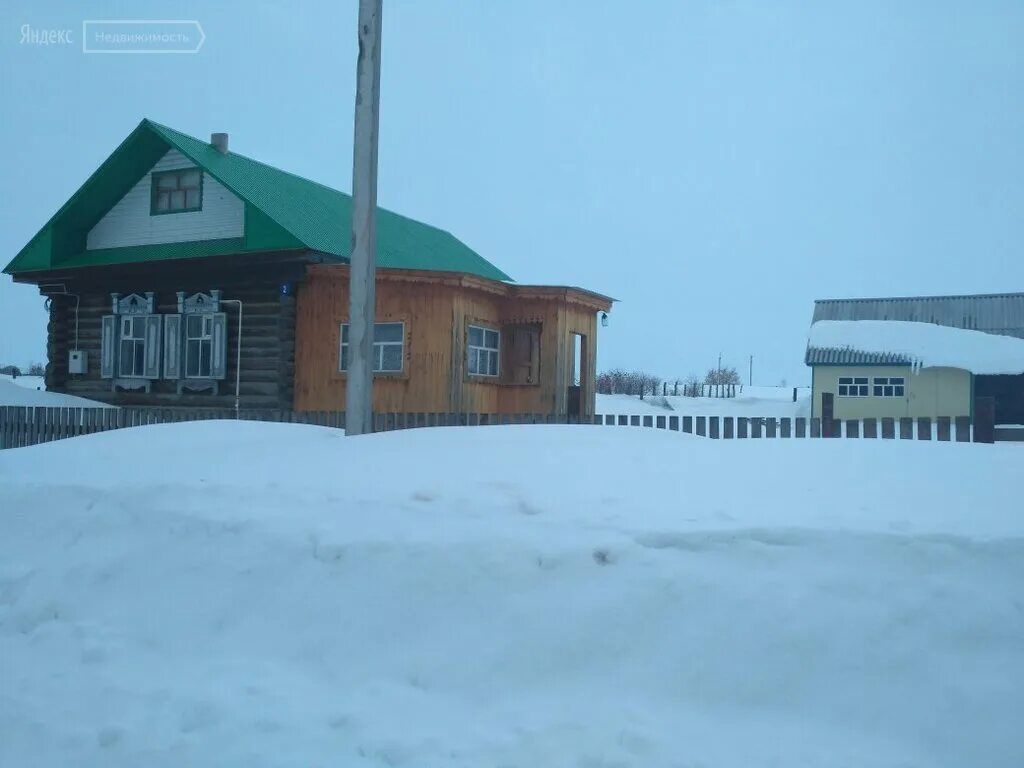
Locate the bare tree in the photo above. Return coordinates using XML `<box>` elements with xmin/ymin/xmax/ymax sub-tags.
<box><xmin>27</xmin><ymin>362</ymin><xmax>46</xmax><ymax>377</ymax></box>
<box><xmin>705</xmin><ymin>366</ymin><xmax>740</xmax><ymax>386</ymax></box>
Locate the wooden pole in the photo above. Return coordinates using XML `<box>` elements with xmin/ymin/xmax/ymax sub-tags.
<box><xmin>345</xmin><ymin>0</ymin><xmax>383</xmax><ymax>436</ymax></box>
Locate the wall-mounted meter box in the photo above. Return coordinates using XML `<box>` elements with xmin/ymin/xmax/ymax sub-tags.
<box><xmin>69</xmin><ymin>350</ymin><xmax>88</xmax><ymax>374</ymax></box>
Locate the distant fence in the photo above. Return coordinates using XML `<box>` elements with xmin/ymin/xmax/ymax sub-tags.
<box><xmin>1</xmin><ymin>405</ymin><xmax>1013</xmax><ymax>449</ymax></box>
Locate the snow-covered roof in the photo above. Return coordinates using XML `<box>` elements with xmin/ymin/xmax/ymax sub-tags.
<box><xmin>806</xmin><ymin>320</ymin><xmax>1024</xmax><ymax>374</ymax></box>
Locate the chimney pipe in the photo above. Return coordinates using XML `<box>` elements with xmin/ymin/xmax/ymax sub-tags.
<box><xmin>211</xmin><ymin>132</ymin><xmax>229</xmax><ymax>154</ymax></box>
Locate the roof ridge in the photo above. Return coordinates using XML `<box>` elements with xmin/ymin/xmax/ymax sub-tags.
<box><xmin>816</xmin><ymin>291</ymin><xmax>1024</xmax><ymax>304</ymax></box>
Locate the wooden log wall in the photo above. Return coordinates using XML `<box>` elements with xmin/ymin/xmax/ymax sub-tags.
<box><xmin>40</xmin><ymin>257</ymin><xmax>302</xmax><ymax>409</ymax></box>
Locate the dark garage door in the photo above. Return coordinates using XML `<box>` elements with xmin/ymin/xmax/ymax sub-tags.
<box><xmin>975</xmin><ymin>374</ymin><xmax>1024</xmax><ymax>425</ymax></box>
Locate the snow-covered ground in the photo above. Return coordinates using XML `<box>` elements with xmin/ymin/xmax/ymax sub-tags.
<box><xmin>598</xmin><ymin>386</ymin><xmax>812</xmax><ymax>418</ymax></box>
<box><xmin>1</xmin><ymin>421</ymin><xmax>1021</xmax><ymax>767</ymax></box>
<box><xmin>1</xmin><ymin>374</ymin><xmax>45</xmax><ymax>390</ymax></box>
<box><xmin>0</xmin><ymin>375</ymin><xmax>113</xmax><ymax>408</ymax></box>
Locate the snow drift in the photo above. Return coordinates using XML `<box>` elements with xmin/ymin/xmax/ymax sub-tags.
<box><xmin>808</xmin><ymin>319</ymin><xmax>1024</xmax><ymax>374</ymax></box>
<box><xmin>0</xmin><ymin>376</ymin><xmax>115</xmax><ymax>408</ymax></box>
<box><xmin>1</xmin><ymin>422</ymin><xmax>1022</xmax><ymax>767</ymax></box>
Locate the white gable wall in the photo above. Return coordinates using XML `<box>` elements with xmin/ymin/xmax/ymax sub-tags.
<box><xmin>86</xmin><ymin>150</ymin><xmax>244</xmax><ymax>250</ymax></box>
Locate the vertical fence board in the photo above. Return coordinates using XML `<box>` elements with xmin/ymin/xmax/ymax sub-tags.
<box><xmin>749</xmin><ymin>418</ymin><xmax>761</xmax><ymax>438</ymax></box>
<box><xmin>810</xmin><ymin>418</ymin><xmax>821</xmax><ymax>438</ymax></box>
<box><xmin>917</xmin><ymin>417</ymin><xmax>931</xmax><ymax>441</ymax></box>
<box><xmin>765</xmin><ymin>418</ymin><xmax>777</xmax><ymax>438</ymax></box>
<box><xmin>862</xmin><ymin>418</ymin><xmax>877</xmax><ymax>438</ymax></box>
<box><xmin>737</xmin><ymin>417</ymin><xmax>748</xmax><ymax>438</ymax></box>
<box><xmin>683</xmin><ymin>416</ymin><xmax>693</xmax><ymax>434</ymax></box>
<box><xmin>795</xmin><ymin>417</ymin><xmax>806</xmax><ymax>438</ymax></box>
<box><xmin>708</xmin><ymin>417</ymin><xmax>719</xmax><ymax>439</ymax></box>
<box><xmin>779</xmin><ymin>418</ymin><xmax>791</xmax><ymax>438</ymax></box>
<box><xmin>899</xmin><ymin>418</ymin><xmax>913</xmax><ymax>439</ymax></box>
<box><xmin>669</xmin><ymin>416</ymin><xmax>679</xmax><ymax>432</ymax></box>
<box><xmin>723</xmin><ymin>417</ymin><xmax>734</xmax><ymax>439</ymax></box>
<box><xmin>936</xmin><ymin>417</ymin><xmax>951</xmax><ymax>442</ymax></box>
<box><xmin>955</xmin><ymin>416</ymin><xmax>971</xmax><ymax>443</ymax></box>
<box><xmin>846</xmin><ymin>419</ymin><xmax>859</xmax><ymax>438</ymax></box>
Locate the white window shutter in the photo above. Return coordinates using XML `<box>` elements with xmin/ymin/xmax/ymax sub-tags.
<box><xmin>163</xmin><ymin>314</ymin><xmax>182</xmax><ymax>379</ymax></box>
<box><xmin>100</xmin><ymin>315</ymin><xmax>116</xmax><ymax>379</ymax></box>
<box><xmin>143</xmin><ymin>314</ymin><xmax>163</xmax><ymax>379</ymax></box>
<box><xmin>211</xmin><ymin>312</ymin><xmax>228</xmax><ymax>380</ymax></box>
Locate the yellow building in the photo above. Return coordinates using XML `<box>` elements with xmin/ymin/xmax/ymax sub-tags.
<box><xmin>806</xmin><ymin>293</ymin><xmax>1024</xmax><ymax>424</ymax></box>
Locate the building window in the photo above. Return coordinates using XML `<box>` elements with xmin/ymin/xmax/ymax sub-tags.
<box><xmin>118</xmin><ymin>316</ymin><xmax>148</xmax><ymax>378</ymax></box>
<box><xmin>339</xmin><ymin>321</ymin><xmax>405</xmax><ymax>373</ymax></box>
<box><xmin>185</xmin><ymin>314</ymin><xmax>214</xmax><ymax>378</ymax></box>
<box><xmin>838</xmin><ymin>376</ymin><xmax>868</xmax><ymax>397</ymax></box>
<box><xmin>467</xmin><ymin>325</ymin><xmax>500</xmax><ymax>376</ymax></box>
<box><xmin>151</xmin><ymin>169</ymin><xmax>203</xmax><ymax>214</ymax></box>
<box><xmin>873</xmin><ymin>377</ymin><xmax>905</xmax><ymax>397</ymax></box>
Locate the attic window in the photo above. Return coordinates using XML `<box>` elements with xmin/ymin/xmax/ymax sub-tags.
<box><xmin>151</xmin><ymin>169</ymin><xmax>202</xmax><ymax>215</ymax></box>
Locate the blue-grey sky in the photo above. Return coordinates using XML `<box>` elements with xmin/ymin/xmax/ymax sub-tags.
<box><xmin>2</xmin><ymin>0</ymin><xmax>1022</xmax><ymax>384</ymax></box>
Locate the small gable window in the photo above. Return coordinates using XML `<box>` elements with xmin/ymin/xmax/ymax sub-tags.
<box><xmin>151</xmin><ymin>168</ymin><xmax>202</xmax><ymax>215</ymax></box>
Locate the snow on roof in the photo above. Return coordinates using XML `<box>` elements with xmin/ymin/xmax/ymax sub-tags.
<box><xmin>807</xmin><ymin>320</ymin><xmax>1024</xmax><ymax>374</ymax></box>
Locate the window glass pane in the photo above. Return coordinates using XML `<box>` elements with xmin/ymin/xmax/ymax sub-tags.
<box><xmin>339</xmin><ymin>344</ymin><xmax>348</xmax><ymax>371</ymax></box>
<box><xmin>341</xmin><ymin>324</ymin><xmax>349</xmax><ymax>344</ymax></box>
<box><xmin>468</xmin><ymin>326</ymin><xmax>483</xmax><ymax>347</ymax></box>
<box><xmin>894</xmin><ymin>385</ymin><xmax>905</xmax><ymax>397</ymax></box>
<box><xmin>873</xmin><ymin>386</ymin><xmax>883</xmax><ymax>396</ymax></box>
<box><xmin>186</xmin><ymin>315</ymin><xmax>202</xmax><ymax>337</ymax></box>
<box><xmin>203</xmin><ymin>315</ymin><xmax>213</xmax><ymax>335</ymax></box>
<box><xmin>884</xmin><ymin>385</ymin><xmax>894</xmax><ymax>397</ymax></box>
<box><xmin>380</xmin><ymin>344</ymin><xmax>402</xmax><ymax>372</ymax></box>
<box><xmin>488</xmin><ymin>351</ymin><xmax>498</xmax><ymax>376</ymax></box>
<box><xmin>375</xmin><ymin>322</ymin><xmax>403</xmax><ymax>343</ymax></box>
<box><xmin>891</xmin><ymin>378</ymin><xmax>904</xmax><ymax>386</ymax></box>
<box><xmin>468</xmin><ymin>348</ymin><xmax>479</xmax><ymax>374</ymax></box>
<box><xmin>854</xmin><ymin>377</ymin><xmax>868</xmax><ymax>385</ymax></box>
<box><xmin>180</xmin><ymin>170</ymin><xmax>201</xmax><ymax>189</ymax></box>
<box><xmin>200</xmin><ymin>340</ymin><xmax>212</xmax><ymax>377</ymax></box>
<box><xmin>119</xmin><ymin>341</ymin><xmax>133</xmax><ymax>376</ymax></box>
<box><xmin>873</xmin><ymin>378</ymin><xmax>887</xmax><ymax>385</ymax></box>
<box><xmin>839</xmin><ymin>377</ymin><xmax>851</xmax><ymax>385</ymax></box>
<box><xmin>185</xmin><ymin>188</ymin><xmax>201</xmax><ymax>209</ymax></box>
<box><xmin>485</xmin><ymin>329</ymin><xmax>499</xmax><ymax>349</ymax></box>
<box><xmin>134</xmin><ymin>344</ymin><xmax>145</xmax><ymax>376</ymax></box>
<box><xmin>186</xmin><ymin>340</ymin><xmax>200</xmax><ymax>377</ymax></box>
<box><xmin>838</xmin><ymin>385</ymin><xmax>848</xmax><ymax>396</ymax></box>
<box><xmin>858</xmin><ymin>385</ymin><xmax>868</xmax><ymax>396</ymax></box>
<box><xmin>155</xmin><ymin>192</ymin><xmax>170</xmax><ymax>211</ymax></box>
<box><xmin>133</xmin><ymin>317</ymin><xmax>146</xmax><ymax>337</ymax></box>
<box><xmin>157</xmin><ymin>174</ymin><xmax>178</xmax><ymax>190</ymax></box>
<box><xmin>170</xmin><ymin>190</ymin><xmax>186</xmax><ymax>209</ymax></box>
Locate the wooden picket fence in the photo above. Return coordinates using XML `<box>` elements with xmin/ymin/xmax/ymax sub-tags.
<box><xmin>0</xmin><ymin>405</ymin><xmax>1010</xmax><ymax>450</ymax></box>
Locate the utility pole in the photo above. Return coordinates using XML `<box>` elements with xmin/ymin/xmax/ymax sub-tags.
<box><xmin>345</xmin><ymin>0</ymin><xmax>383</xmax><ymax>436</ymax></box>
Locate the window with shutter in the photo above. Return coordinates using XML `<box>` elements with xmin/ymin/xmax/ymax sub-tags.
<box><xmin>210</xmin><ymin>313</ymin><xmax>228</xmax><ymax>380</ymax></box>
<box><xmin>100</xmin><ymin>315</ymin><xmax>116</xmax><ymax>379</ymax></box>
<box><xmin>163</xmin><ymin>314</ymin><xmax>182</xmax><ymax>379</ymax></box>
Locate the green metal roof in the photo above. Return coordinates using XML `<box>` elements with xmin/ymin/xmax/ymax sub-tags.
<box><xmin>4</xmin><ymin>119</ymin><xmax>512</xmax><ymax>282</ymax></box>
